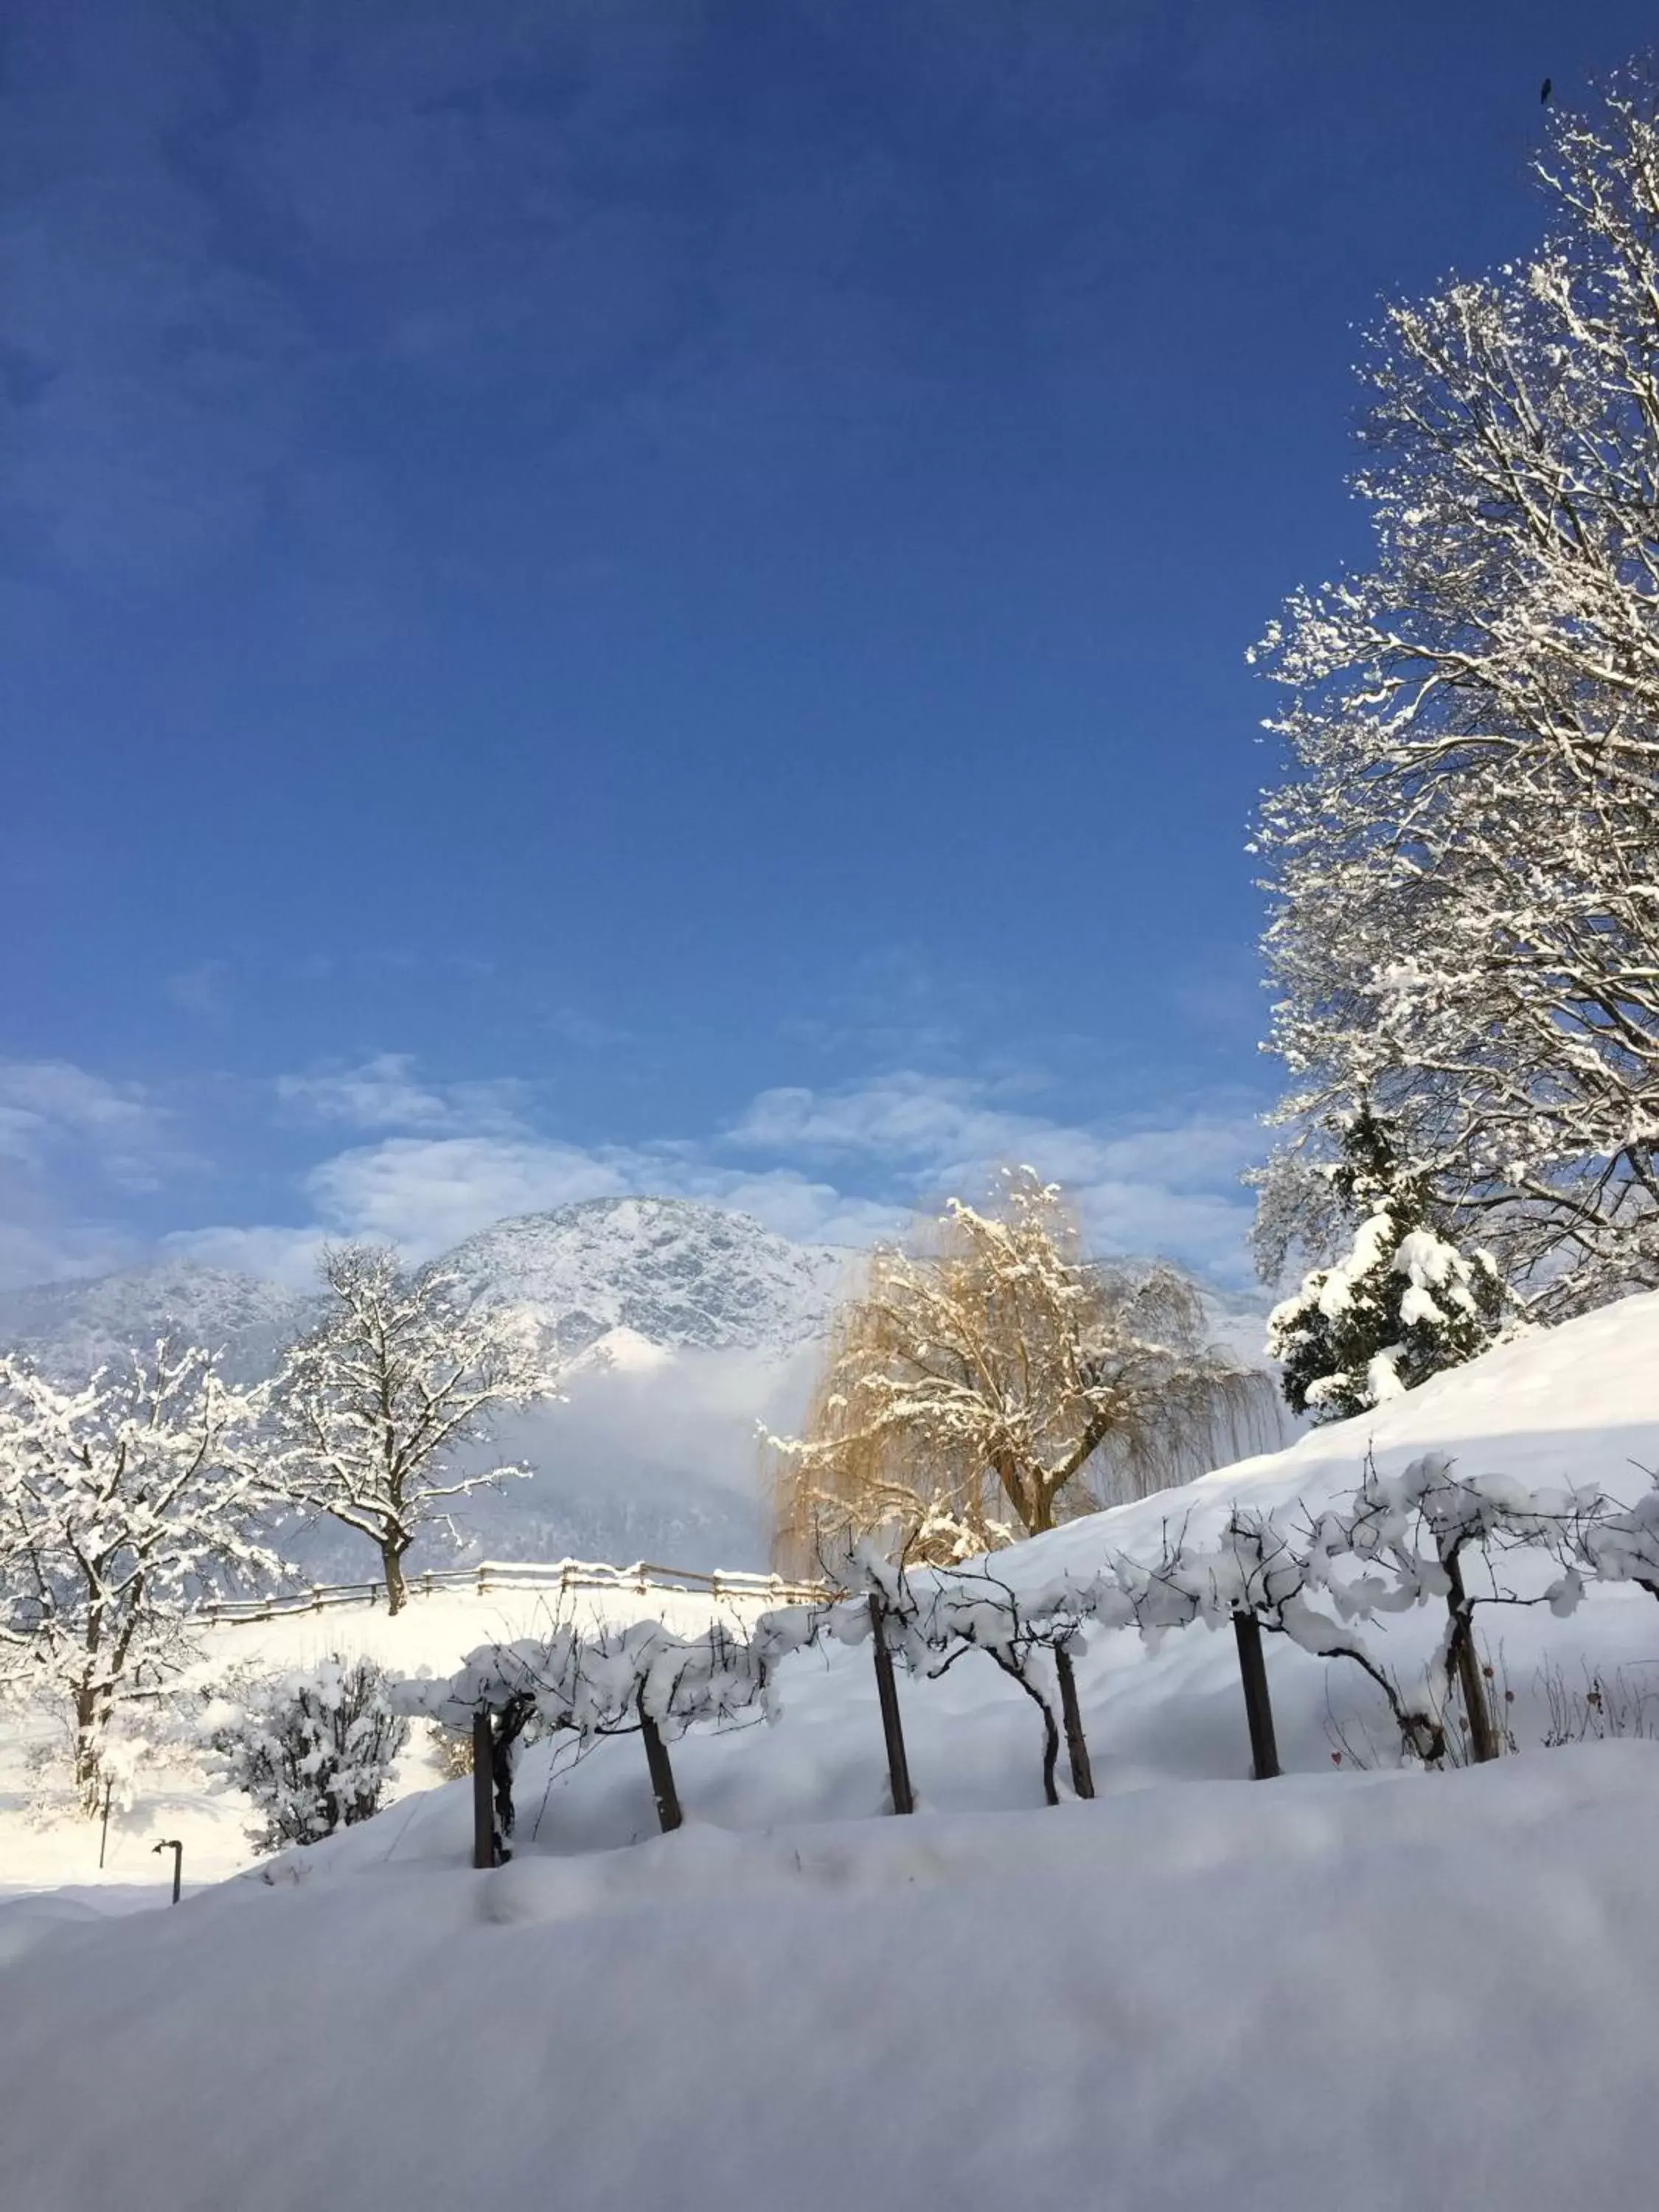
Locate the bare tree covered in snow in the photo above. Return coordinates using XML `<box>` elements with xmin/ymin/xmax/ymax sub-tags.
<box><xmin>1253</xmin><ymin>67</ymin><xmax>1659</xmax><ymax>1320</ymax></box>
<box><xmin>271</xmin><ymin>1245</ymin><xmax>554</xmax><ymax>1613</ymax></box>
<box><xmin>0</xmin><ymin>1344</ymin><xmax>275</xmax><ymax>1804</ymax></box>
<box><xmin>769</xmin><ymin>1170</ymin><xmax>1271</xmax><ymax>1573</ymax></box>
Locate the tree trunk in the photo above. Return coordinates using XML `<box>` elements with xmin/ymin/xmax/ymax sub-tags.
<box><xmin>1054</xmin><ymin>1642</ymin><xmax>1095</xmax><ymax>1798</ymax></box>
<box><xmin>1443</xmin><ymin>1548</ymin><xmax>1498</xmax><ymax>1764</ymax></box>
<box><xmin>1232</xmin><ymin>1610</ymin><xmax>1281</xmax><ymax>1780</ymax></box>
<box><xmin>382</xmin><ymin>1543</ymin><xmax>408</xmax><ymax>1616</ymax></box>
<box><xmin>73</xmin><ymin>1686</ymin><xmax>102</xmax><ymax>1809</ymax></box>
<box><xmin>868</xmin><ymin>1596</ymin><xmax>914</xmax><ymax>1815</ymax></box>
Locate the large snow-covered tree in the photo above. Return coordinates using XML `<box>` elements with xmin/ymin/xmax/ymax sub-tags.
<box><xmin>0</xmin><ymin>1344</ymin><xmax>275</xmax><ymax>1803</ymax></box>
<box><xmin>271</xmin><ymin>1245</ymin><xmax>554</xmax><ymax>1613</ymax></box>
<box><xmin>1267</xmin><ymin>1109</ymin><xmax>1503</xmax><ymax>1422</ymax></box>
<box><xmin>770</xmin><ymin>1169</ymin><xmax>1273</xmax><ymax>1571</ymax></box>
<box><xmin>1253</xmin><ymin>67</ymin><xmax>1659</xmax><ymax>1320</ymax></box>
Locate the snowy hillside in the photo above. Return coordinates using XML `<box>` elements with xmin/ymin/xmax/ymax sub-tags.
<box><xmin>4</xmin><ymin>1292</ymin><xmax>1659</xmax><ymax>2211</ymax></box>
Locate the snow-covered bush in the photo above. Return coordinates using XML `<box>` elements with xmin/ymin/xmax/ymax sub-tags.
<box><xmin>1266</xmin><ymin>1111</ymin><xmax>1502</xmax><ymax>1423</ymax></box>
<box><xmin>212</xmin><ymin>1656</ymin><xmax>409</xmax><ymax>1851</ymax></box>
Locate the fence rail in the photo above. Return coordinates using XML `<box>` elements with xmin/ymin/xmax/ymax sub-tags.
<box><xmin>203</xmin><ymin>1557</ymin><xmax>827</xmax><ymax>1626</ymax></box>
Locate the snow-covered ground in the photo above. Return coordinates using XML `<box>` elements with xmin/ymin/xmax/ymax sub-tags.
<box><xmin>5</xmin><ymin>1291</ymin><xmax>1659</xmax><ymax>2211</ymax></box>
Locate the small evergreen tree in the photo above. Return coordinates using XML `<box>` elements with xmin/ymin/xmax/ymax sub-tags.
<box><xmin>1267</xmin><ymin>1110</ymin><xmax>1503</xmax><ymax>1424</ymax></box>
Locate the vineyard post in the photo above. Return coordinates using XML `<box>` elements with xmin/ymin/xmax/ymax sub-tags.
<box><xmin>638</xmin><ymin>1695</ymin><xmax>684</xmax><ymax>1832</ymax></box>
<box><xmin>1232</xmin><ymin>1610</ymin><xmax>1280</xmax><ymax>1780</ymax></box>
<box><xmin>471</xmin><ymin>1708</ymin><xmax>495</xmax><ymax>1868</ymax></box>
<box><xmin>869</xmin><ymin>1595</ymin><xmax>914</xmax><ymax>1815</ymax></box>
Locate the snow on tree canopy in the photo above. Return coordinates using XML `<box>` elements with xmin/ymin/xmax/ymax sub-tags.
<box><xmin>1252</xmin><ymin>72</ymin><xmax>1659</xmax><ymax>1321</ymax></box>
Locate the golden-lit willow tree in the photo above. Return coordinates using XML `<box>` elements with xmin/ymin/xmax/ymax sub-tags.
<box><xmin>770</xmin><ymin>1170</ymin><xmax>1277</xmax><ymax>1574</ymax></box>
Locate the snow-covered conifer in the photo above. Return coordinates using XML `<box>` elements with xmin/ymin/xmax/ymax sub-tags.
<box><xmin>1267</xmin><ymin>1110</ymin><xmax>1503</xmax><ymax>1422</ymax></box>
<box><xmin>0</xmin><ymin>1344</ymin><xmax>275</xmax><ymax>1804</ymax></box>
<box><xmin>270</xmin><ymin>1245</ymin><xmax>554</xmax><ymax>1613</ymax></box>
<box><xmin>1253</xmin><ymin>69</ymin><xmax>1659</xmax><ymax>1318</ymax></box>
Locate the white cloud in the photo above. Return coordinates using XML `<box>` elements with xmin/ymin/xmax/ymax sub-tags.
<box><xmin>305</xmin><ymin>1135</ymin><xmax>632</xmax><ymax>1253</ymax></box>
<box><xmin>729</xmin><ymin>1073</ymin><xmax>1012</xmax><ymax>1161</ymax></box>
<box><xmin>165</xmin><ymin>961</ymin><xmax>229</xmax><ymax>1015</ymax></box>
<box><xmin>726</xmin><ymin>1071</ymin><xmax>1262</xmax><ymax>1281</ymax></box>
<box><xmin>0</xmin><ymin>1059</ymin><xmax>175</xmax><ymax>1289</ymax></box>
<box><xmin>0</xmin><ymin>1059</ymin><xmax>164</xmax><ymax>1174</ymax></box>
<box><xmin>1</xmin><ymin>1053</ymin><xmax>1264</xmax><ymax>1293</ymax></box>
<box><xmin>158</xmin><ymin>1222</ymin><xmax>330</xmax><ymax>1291</ymax></box>
<box><xmin>276</xmin><ymin>1054</ymin><xmax>532</xmax><ymax>1136</ymax></box>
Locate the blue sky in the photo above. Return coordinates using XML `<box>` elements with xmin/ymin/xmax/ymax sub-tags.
<box><xmin>4</xmin><ymin>0</ymin><xmax>1652</xmax><ymax>1291</ymax></box>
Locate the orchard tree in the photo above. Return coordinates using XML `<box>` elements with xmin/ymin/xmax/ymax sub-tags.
<box><xmin>1267</xmin><ymin>1109</ymin><xmax>1503</xmax><ymax>1423</ymax></box>
<box><xmin>271</xmin><ymin>1244</ymin><xmax>554</xmax><ymax>1613</ymax></box>
<box><xmin>1253</xmin><ymin>66</ymin><xmax>1659</xmax><ymax>1320</ymax></box>
<box><xmin>0</xmin><ymin>1344</ymin><xmax>275</xmax><ymax>1804</ymax></box>
<box><xmin>770</xmin><ymin>1169</ymin><xmax>1272</xmax><ymax>1572</ymax></box>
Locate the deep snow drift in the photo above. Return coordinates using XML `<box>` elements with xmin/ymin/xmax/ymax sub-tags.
<box><xmin>4</xmin><ymin>1291</ymin><xmax>1659</xmax><ymax>2212</ymax></box>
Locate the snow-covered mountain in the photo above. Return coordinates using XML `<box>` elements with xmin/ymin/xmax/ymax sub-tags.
<box><xmin>441</xmin><ymin>1196</ymin><xmax>849</xmax><ymax>1360</ymax></box>
<box><xmin>0</xmin><ymin>1262</ymin><xmax>315</xmax><ymax>1385</ymax></box>
<box><xmin>0</xmin><ymin>1199</ymin><xmax>848</xmax><ymax>1382</ymax></box>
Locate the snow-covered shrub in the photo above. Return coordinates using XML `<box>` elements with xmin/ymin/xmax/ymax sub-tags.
<box><xmin>212</xmin><ymin>1656</ymin><xmax>409</xmax><ymax>1851</ymax></box>
<box><xmin>1266</xmin><ymin>1110</ymin><xmax>1502</xmax><ymax>1424</ymax></box>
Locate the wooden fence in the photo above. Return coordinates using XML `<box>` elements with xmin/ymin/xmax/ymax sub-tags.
<box><xmin>202</xmin><ymin>1557</ymin><xmax>827</xmax><ymax>1626</ymax></box>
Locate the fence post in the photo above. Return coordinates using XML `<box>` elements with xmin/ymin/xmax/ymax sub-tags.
<box><xmin>1054</xmin><ymin>1641</ymin><xmax>1095</xmax><ymax>1799</ymax></box>
<box><xmin>471</xmin><ymin>1708</ymin><xmax>496</xmax><ymax>1868</ymax></box>
<box><xmin>1232</xmin><ymin>1610</ymin><xmax>1280</xmax><ymax>1780</ymax></box>
<box><xmin>638</xmin><ymin>1695</ymin><xmax>684</xmax><ymax>1833</ymax></box>
<box><xmin>868</xmin><ymin>1595</ymin><xmax>914</xmax><ymax>1815</ymax></box>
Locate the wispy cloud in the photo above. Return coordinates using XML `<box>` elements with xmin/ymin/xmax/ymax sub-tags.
<box><xmin>164</xmin><ymin>960</ymin><xmax>229</xmax><ymax>1016</ymax></box>
<box><xmin>275</xmin><ymin>1054</ymin><xmax>532</xmax><ymax>1138</ymax></box>
<box><xmin>726</xmin><ymin>1069</ymin><xmax>1262</xmax><ymax>1279</ymax></box>
<box><xmin>7</xmin><ymin>1051</ymin><xmax>1265</xmax><ymax>1290</ymax></box>
<box><xmin>0</xmin><ymin>1058</ymin><xmax>178</xmax><ymax>1289</ymax></box>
